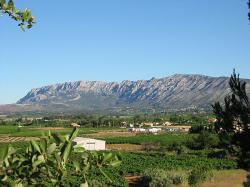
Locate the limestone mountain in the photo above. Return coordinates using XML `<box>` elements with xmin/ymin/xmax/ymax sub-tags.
<box><xmin>15</xmin><ymin>74</ymin><xmax>250</xmax><ymax>113</ymax></box>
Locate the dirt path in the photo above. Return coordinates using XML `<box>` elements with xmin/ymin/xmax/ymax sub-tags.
<box><xmin>0</xmin><ymin>136</ymin><xmax>39</xmax><ymax>143</ymax></box>
<box><xmin>107</xmin><ymin>144</ymin><xmax>142</xmax><ymax>152</ymax></box>
<box><xmin>86</xmin><ymin>131</ymin><xmax>136</xmax><ymax>138</ymax></box>
<box><xmin>30</xmin><ymin>127</ymin><xmax>67</xmax><ymax>131</ymax></box>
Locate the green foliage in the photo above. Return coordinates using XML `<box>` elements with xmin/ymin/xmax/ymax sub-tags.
<box><xmin>114</xmin><ymin>152</ymin><xmax>237</xmax><ymax>176</ymax></box>
<box><xmin>187</xmin><ymin>131</ymin><xmax>219</xmax><ymax>150</ymax></box>
<box><xmin>212</xmin><ymin>70</ymin><xmax>250</xmax><ymax>167</ymax></box>
<box><xmin>0</xmin><ymin>0</ymin><xmax>35</xmax><ymax>31</ymax></box>
<box><xmin>0</xmin><ymin>125</ymin><xmax>98</xmax><ymax>137</ymax></box>
<box><xmin>142</xmin><ymin>169</ymin><xmax>173</xmax><ymax>187</ymax></box>
<box><xmin>188</xmin><ymin>166</ymin><xmax>213</xmax><ymax>187</ymax></box>
<box><xmin>105</xmin><ymin>133</ymin><xmax>194</xmax><ymax>146</ymax></box>
<box><xmin>189</xmin><ymin>125</ymin><xmax>205</xmax><ymax>133</ymax></box>
<box><xmin>0</xmin><ymin>128</ymin><xmax>121</xmax><ymax>186</ymax></box>
<box><xmin>212</xmin><ymin>70</ymin><xmax>250</xmax><ymax>133</ymax></box>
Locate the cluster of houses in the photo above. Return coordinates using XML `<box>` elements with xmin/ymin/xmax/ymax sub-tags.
<box><xmin>128</xmin><ymin>127</ymin><xmax>162</xmax><ymax>133</ymax></box>
<box><xmin>126</xmin><ymin>121</ymin><xmax>192</xmax><ymax>134</ymax></box>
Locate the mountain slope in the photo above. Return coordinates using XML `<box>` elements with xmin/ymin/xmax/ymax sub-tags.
<box><xmin>15</xmin><ymin>74</ymin><xmax>250</xmax><ymax>113</ymax></box>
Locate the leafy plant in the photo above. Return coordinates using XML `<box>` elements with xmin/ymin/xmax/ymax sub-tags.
<box><xmin>142</xmin><ymin>169</ymin><xmax>187</xmax><ymax>187</ymax></box>
<box><xmin>0</xmin><ymin>128</ymin><xmax>121</xmax><ymax>186</ymax></box>
<box><xmin>0</xmin><ymin>0</ymin><xmax>35</xmax><ymax>31</ymax></box>
<box><xmin>188</xmin><ymin>166</ymin><xmax>213</xmax><ymax>187</ymax></box>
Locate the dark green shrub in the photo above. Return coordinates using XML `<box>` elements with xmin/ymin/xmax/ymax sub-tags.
<box><xmin>190</xmin><ymin>125</ymin><xmax>204</xmax><ymax>133</ymax></box>
<box><xmin>208</xmin><ymin>150</ymin><xmax>228</xmax><ymax>159</ymax></box>
<box><xmin>172</xmin><ymin>175</ymin><xmax>185</xmax><ymax>185</ymax></box>
<box><xmin>187</xmin><ymin>131</ymin><xmax>219</xmax><ymax>150</ymax></box>
<box><xmin>188</xmin><ymin>167</ymin><xmax>213</xmax><ymax>186</ymax></box>
<box><xmin>142</xmin><ymin>169</ymin><xmax>187</xmax><ymax>187</ymax></box>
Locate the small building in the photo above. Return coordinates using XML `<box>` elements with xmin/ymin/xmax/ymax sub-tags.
<box><xmin>73</xmin><ymin>137</ymin><xmax>106</xmax><ymax>151</ymax></box>
<box><xmin>146</xmin><ymin>128</ymin><xmax>162</xmax><ymax>133</ymax></box>
<box><xmin>129</xmin><ymin>124</ymin><xmax>134</xmax><ymax>128</ymax></box>
<box><xmin>163</xmin><ymin>121</ymin><xmax>172</xmax><ymax>126</ymax></box>
<box><xmin>71</xmin><ymin>123</ymin><xmax>81</xmax><ymax>128</ymax></box>
<box><xmin>165</xmin><ymin>126</ymin><xmax>191</xmax><ymax>132</ymax></box>
<box><xmin>128</xmin><ymin>128</ymin><xmax>146</xmax><ymax>133</ymax></box>
<box><xmin>143</xmin><ymin>122</ymin><xmax>154</xmax><ymax>127</ymax></box>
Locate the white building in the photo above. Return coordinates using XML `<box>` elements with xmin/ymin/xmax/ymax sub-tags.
<box><xmin>73</xmin><ymin>137</ymin><xmax>106</xmax><ymax>151</ymax></box>
<box><xmin>71</xmin><ymin>123</ymin><xmax>81</xmax><ymax>128</ymax></box>
<box><xmin>165</xmin><ymin>126</ymin><xmax>191</xmax><ymax>132</ymax></box>
<box><xmin>128</xmin><ymin>128</ymin><xmax>146</xmax><ymax>133</ymax></box>
<box><xmin>146</xmin><ymin>128</ymin><xmax>162</xmax><ymax>133</ymax></box>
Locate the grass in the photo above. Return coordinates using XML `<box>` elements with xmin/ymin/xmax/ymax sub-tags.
<box><xmin>173</xmin><ymin>169</ymin><xmax>248</xmax><ymax>187</ymax></box>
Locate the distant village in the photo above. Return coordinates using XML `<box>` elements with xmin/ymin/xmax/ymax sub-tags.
<box><xmin>121</xmin><ymin>121</ymin><xmax>191</xmax><ymax>134</ymax></box>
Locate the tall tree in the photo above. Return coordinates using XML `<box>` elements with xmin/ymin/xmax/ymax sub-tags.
<box><xmin>212</xmin><ymin>70</ymin><xmax>250</xmax><ymax>133</ymax></box>
<box><xmin>212</xmin><ymin>70</ymin><xmax>250</xmax><ymax>167</ymax></box>
<box><xmin>0</xmin><ymin>0</ymin><xmax>35</xmax><ymax>31</ymax></box>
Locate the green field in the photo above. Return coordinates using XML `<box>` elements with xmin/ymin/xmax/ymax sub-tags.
<box><xmin>104</xmin><ymin>133</ymin><xmax>196</xmax><ymax>146</ymax></box>
<box><xmin>0</xmin><ymin>125</ymin><xmax>117</xmax><ymax>137</ymax></box>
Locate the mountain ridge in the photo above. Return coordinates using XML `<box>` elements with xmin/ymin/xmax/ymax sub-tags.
<box><xmin>12</xmin><ymin>74</ymin><xmax>250</xmax><ymax>114</ymax></box>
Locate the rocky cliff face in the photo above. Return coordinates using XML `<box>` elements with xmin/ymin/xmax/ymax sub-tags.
<box><xmin>16</xmin><ymin>74</ymin><xmax>250</xmax><ymax>112</ymax></box>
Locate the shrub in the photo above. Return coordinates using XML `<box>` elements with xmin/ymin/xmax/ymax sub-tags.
<box><xmin>142</xmin><ymin>169</ymin><xmax>187</xmax><ymax>187</ymax></box>
<box><xmin>187</xmin><ymin>131</ymin><xmax>219</xmax><ymax>150</ymax></box>
<box><xmin>190</xmin><ymin>125</ymin><xmax>205</xmax><ymax>133</ymax></box>
<box><xmin>188</xmin><ymin>166</ymin><xmax>213</xmax><ymax>186</ymax></box>
<box><xmin>208</xmin><ymin>150</ymin><xmax>228</xmax><ymax>159</ymax></box>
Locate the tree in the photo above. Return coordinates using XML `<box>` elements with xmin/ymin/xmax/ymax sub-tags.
<box><xmin>212</xmin><ymin>70</ymin><xmax>250</xmax><ymax>167</ymax></box>
<box><xmin>0</xmin><ymin>0</ymin><xmax>35</xmax><ymax>31</ymax></box>
<box><xmin>212</xmin><ymin>70</ymin><xmax>250</xmax><ymax>133</ymax></box>
<box><xmin>248</xmin><ymin>0</ymin><xmax>250</xmax><ymax>21</ymax></box>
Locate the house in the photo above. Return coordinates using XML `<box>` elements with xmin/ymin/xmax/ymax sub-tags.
<box><xmin>165</xmin><ymin>126</ymin><xmax>191</xmax><ymax>132</ymax></box>
<box><xmin>146</xmin><ymin>128</ymin><xmax>162</xmax><ymax>133</ymax></box>
<box><xmin>128</xmin><ymin>128</ymin><xmax>146</xmax><ymax>133</ymax></box>
<box><xmin>143</xmin><ymin>122</ymin><xmax>154</xmax><ymax>127</ymax></box>
<box><xmin>129</xmin><ymin>124</ymin><xmax>134</xmax><ymax>128</ymax></box>
<box><xmin>73</xmin><ymin>137</ymin><xmax>106</xmax><ymax>151</ymax></box>
<box><xmin>163</xmin><ymin>121</ymin><xmax>172</xmax><ymax>126</ymax></box>
<box><xmin>71</xmin><ymin>123</ymin><xmax>81</xmax><ymax>128</ymax></box>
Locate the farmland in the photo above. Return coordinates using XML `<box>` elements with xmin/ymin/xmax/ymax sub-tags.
<box><xmin>0</xmin><ymin>111</ymin><xmax>248</xmax><ymax>187</ymax></box>
<box><xmin>0</xmin><ymin>125</ymin><xmax>246</xmax><ymax>186</ymax></box>
<box><xmin>104</xmin><ymin>133</ymin><xmax>195</xmax><ymax>146</ymax></box>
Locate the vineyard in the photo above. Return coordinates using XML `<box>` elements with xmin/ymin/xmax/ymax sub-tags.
<box><xmin>68</xmin><ymin>151</ymin><xmax>238</xmax><ymax>186</ymax></box>
<box><xmin>104</xmin><ymin>133</ymin><xmax>196</xmax><ymax>146</ymax></box>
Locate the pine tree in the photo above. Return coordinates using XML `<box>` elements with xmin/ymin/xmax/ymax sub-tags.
<box><xmin>212</xmin><ymin>70</ymin><xmax>250</xmax><ymax>167</ymax></box>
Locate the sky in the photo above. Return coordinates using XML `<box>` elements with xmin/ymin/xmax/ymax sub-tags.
<box><xmin>0</xmin><ymin>0</ymin><xmax>250</xmax><ymax>104</ymax></box>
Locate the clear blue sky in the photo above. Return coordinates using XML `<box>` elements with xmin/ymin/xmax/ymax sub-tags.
<box><xmin>0</xmin><ymin>0</ymin><xmax>250</xmax><ymax>104</ymax></box>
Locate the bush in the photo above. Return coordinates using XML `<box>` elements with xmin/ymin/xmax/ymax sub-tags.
<box><xmin>142</xmin><ymin>169</ymin><xmax>187</xmax><ymax>187</ymax></box>
<box><xmin>188</xmin><ymin>166</ymin><xmax>213</xmax><ymax>186</ymax></box>
<box><xmin>190</xmin><ymin>125</ymin><xmax>205</xmax><ymax>133</ymax></box>
<box><xmin>187</xmin><ymin>131</ymin><xmax>219</xmax><ymax>150</ymax></box>
<box><xmin>208</xmin><ymin>150</ymin><xmax>228</xmax><ymax>159</ymax></box>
